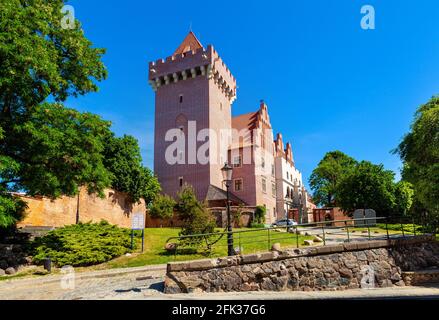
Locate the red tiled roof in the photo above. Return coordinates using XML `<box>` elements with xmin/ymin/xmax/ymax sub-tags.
<box><xmin>173</xmin><ymin>31</ymin><xmax>203</xmax><ymax>56</ymax></box>
<box><xmin>231</xmin><ymin>112</ymin><xmax>258</xmax><ymax>131</ymax></box>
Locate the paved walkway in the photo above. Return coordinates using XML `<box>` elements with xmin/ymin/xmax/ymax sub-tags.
<box><xmin>1</xmin><ymin>266</ymin><xmax>438</xmax><ymax>300</ymax></box>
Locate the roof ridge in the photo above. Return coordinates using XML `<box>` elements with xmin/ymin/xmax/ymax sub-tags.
<box><xmin>173</xmin><ymin>31</ymin><xmax>203</xmax><ymax>56</ymax></box>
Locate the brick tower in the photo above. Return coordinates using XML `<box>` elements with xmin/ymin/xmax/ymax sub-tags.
<box><xmin>148</xmin><ymin>32</ymin><xmax>237</xmax><ymax>200</ymax></box>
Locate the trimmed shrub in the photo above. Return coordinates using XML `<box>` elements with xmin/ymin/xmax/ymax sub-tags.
<box><xmin>31</xmin><ymin>221</ymin><xmax>134</xmax><ymax>267</ymax></box>
<box><xmin>254</xmin><ymin>206</ymin><xmax>267</xmax><ymax>224</ymax></box>
<box><xmin>250</xmin><ymin>222</ymin><xmax>266</xmax><ymax>229</ymax></box>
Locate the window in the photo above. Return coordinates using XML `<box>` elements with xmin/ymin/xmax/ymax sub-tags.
<box><xmin>271</xmin><ymin>165</ymin><xmax>275</xmax><ymax>176</ymax></box>
<box><xmin>286</xmin><ymin>172</ymin><xmax>289</xmax><ymax>180</ymax></box>
<box><xmin>179</xmin><ymin>177</ymin><xmax>183</xmax><ymax>187</ymax></box>
<box><xmin>272</xmin><ymin>183</ymin><xmax>276</xmax><ymax>197</ymax></box>
<box><xmin>233</xmin><ymin>155</ymin><xmax>242</xmax><ymax>168</ymax></box>
<box><xmin>273</xmin><ymin>208</ymin><xmax>276</xmax><ymax>217</ymax></box>
<box><xmin>286</xmin><ymin>187</ymin><xmax>290</xmax><ymax>198</ymax></box>
<box><xmin>234</xmin><ymin>179</ymin><xmax>243</xmax><ymax>192</ymax></box>
<box><xmin>220</xmin><ymin>103</ymin><xmax>223</xmax><ymax>111</ymax></box>
<box><xmin>261</xmin><ymin>157</ymin><xmax>265</xmax><ymax>169</ymax></box>
<box><xmin>262</xmin><ymin>178</ymin><xmax>267</xmax><ymax>193</ymax></box>
<box><xmin>179</xmin><ymin>95</ymin><xmax>183</xmax><ymax>103</ymax></box>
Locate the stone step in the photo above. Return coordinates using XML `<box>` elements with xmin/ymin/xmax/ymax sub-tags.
<box><xmin>402</xmin><ymin>268</ymin><xmax>439</xmax><ymax>286</ymax></box>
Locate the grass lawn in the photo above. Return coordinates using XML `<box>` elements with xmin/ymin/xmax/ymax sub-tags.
<box><xmin>95</xmin><ymin>228</ymin><xmax>313</xmax><ymax>270</ymax></box>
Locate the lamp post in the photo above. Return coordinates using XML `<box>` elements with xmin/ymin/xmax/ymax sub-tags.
<box><xmin>221</xmin><ymin>163</ymin><xmax>234</xmax><ymax>256</ymax></box>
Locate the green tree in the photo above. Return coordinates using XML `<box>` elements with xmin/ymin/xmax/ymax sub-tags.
<box><xmin>103</xmin><ymin>135</ymin><xmax>161</xmax><ymax>204</ymax></box>
<box><xmin>309</xmin><ymin>151</ymin><xmax>357</xmax><ymax>207</ymax></box>
<box><xmin>254</xmin><ymin>205</ymin><xmax>266</xmax><ymax>224</ymax></box>
<box><xmin>1</xmin><ymin>103</ymin><xmax>113</xmax><ymax>198</ymax></box>
<box><xmin>0</xmin><ymin>0</ymin><xmax>107</xmax><ymax>228</ymax></box>
<box><xmin>395</xmin><ymin>96</ymin><xmax>439</xmax><ymax>218</ymax></box>
<box><xmin>393</xmin><ymin>181</ymin><xmax>414</xmax><ymax>217</ymax></box>
<box><xmin>0</xmin><ymin>0</ymin><xmax>106</xmax><ymax>116</ymax></box>
<box><xmin>149</xmin><ymin>194</ymin><xmax>176</xmax><ymax>222</ymax></box>
<box><xmin>175</xmin><ymin>185</ymin><xmax>216</xmax><ymax>238</ymax></box>
<box><xmin>337</xmin><ymin>161</ymin><xmax>396</xmax><ymax>216</ymax></box>
<box><xmin>0</xmin><ymin>126</ymin><xmax>27</xmax><ymax>228</ymax></box>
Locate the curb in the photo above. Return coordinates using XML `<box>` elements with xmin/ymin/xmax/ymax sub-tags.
<box><xmin>0</xmin><ymin>264</ymin><xmax>167</xmax><ymax>287</ymax></box>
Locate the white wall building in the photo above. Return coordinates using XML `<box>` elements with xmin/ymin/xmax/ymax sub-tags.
<box><xmin>274</xmin><ymin>133</ymin><xmax>311</xmax><ymax>222</ymax></box>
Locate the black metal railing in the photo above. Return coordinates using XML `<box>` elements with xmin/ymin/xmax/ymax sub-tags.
<box><xmin>165</xmin><ymin>216</ymin><xmax>436</xmax><ymax>260</ymax></box>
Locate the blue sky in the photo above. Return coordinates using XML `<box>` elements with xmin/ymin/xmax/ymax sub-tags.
<box><xmin>66</xmin><ymin>0</ymin><xmax>439</xmax><ymax>190</ymax></box>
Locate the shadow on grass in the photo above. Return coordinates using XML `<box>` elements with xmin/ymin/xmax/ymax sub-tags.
<box><xmin>158</xmin><ymin>247</ymin><xmax>221</xmax><ymax>259</ymax></box>
<box><xmin>158</xmin><ymin>248</ymin><xmax>199</xmax><ymax>257</ymax></box>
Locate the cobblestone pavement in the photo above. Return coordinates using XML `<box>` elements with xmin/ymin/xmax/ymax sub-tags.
<box><xmin>0</xmin><ymin>269</ymin><xmax>166</xmax><ymax>300</ymax></box>
<box><xmin>1</xmin><ymin>268</ymin><xmax>439</xmax><ymax>300</ymax></box>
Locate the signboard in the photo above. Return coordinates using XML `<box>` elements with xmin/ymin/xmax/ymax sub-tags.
<box><xmin>132</xmin><ymin>213</ymin><xmax>145</xmax><ymax>230</ymax></box>
<box><xmin>353</xmin><ymin>209</ymin><xmax>377</xmax><ymax>227</ymax></box>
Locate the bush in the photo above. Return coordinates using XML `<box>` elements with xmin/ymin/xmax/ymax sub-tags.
<box><xmin>254</xmin><ymin>206</ymin><xmax>266</xmax><ymax>224</ymax></box>
<box><xmin>175</xmin><ymin>185</ymin><xmax>216</xmax><ymax>246</ymax></box>
<box><xmin>149</xmin><ymin>194</ymin><xmax>176</xmax><ymax>221</ymax></box>
<box><xmin>31</xmin><ymin>221</ymin><xmax>134</xmax><ymax>267</ymax></box>
<box><xmin>376</xmin><ymin>223</ymin><xmax>423</xmax><ymax>234</ymax></box>
<box><xmin>250</xmin><ymin>222</ymin><xmax>266</xmax><ymax>229</ymax></box>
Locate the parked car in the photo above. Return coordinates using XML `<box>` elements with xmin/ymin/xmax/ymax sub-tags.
<box><xmin>271</xmin><ymin>219</ymin><xmax>298</xmax><ymax>227</ymax></box>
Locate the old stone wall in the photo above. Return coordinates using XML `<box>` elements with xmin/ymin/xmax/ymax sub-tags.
<box><xmin>210</xmin><ymin>207</ymin><xmax>256</xmax><ymax>228</ymax></box>
<box><xmin>16</xmin><ymin>188</ymin><xmax>147</xmax><ymax>229</ymax></box>
<box><xmin>164</xmin><ymin>236</ymin><xmax>439</xmax><ymax>293</ymax></box>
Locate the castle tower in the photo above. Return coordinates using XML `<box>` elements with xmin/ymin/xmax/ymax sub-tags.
<box><xmin>148</xmin><ymin>32</ymin><xmax>237</xmax><ymax>200</ymax></box>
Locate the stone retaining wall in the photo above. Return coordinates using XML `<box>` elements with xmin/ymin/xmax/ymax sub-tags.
<box><xmin>164</xmin><ymin>236</ymin><xmax>439</xmax><ymax>293</ymax></box>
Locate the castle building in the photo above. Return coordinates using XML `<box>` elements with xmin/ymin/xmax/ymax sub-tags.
<box><xmin>148</xmin><ymin>32</ymin><xmax>236</xmax><ymax>201</ymax></box>
<box><xmin>229</xmin><ymin>101</ymin><xmax>277</xmax><ymax>221</ymax></box>
<box><xmin>148</xmin><ymin>32</ymin><xmax>313</xmax><ymax>224</ymax></box>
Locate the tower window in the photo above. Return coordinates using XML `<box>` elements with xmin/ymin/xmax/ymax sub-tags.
<box><xmin>220</xmin><ymin>103</ymin><xmax>223</xmax><ymax>111</ymax></box>
<box><xmin>179</xmin><ymin>95</ymin><xmax>183</xmax><ymax>103</ymax></box>
<box><xmin>234</xmin><ymin>179</ymin><xmax>243</xmax><ymax>192</ymax></box>
<box><xmin>233</xmin><ymin>155</ymin><xmax>242</xmax><ymax>168</ymax></box>
<box><xmin>262</xmin><ymin>178</ymin><xmax>267</xmax><ymax>193</ymax></box>
<box><xmin>179</xmin><ymin>177</ymin><xmax>183</xmax><ymax>187</ymax></box>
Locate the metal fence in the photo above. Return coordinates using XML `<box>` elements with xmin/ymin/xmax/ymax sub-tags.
<box><xmin>165</xmin><ymin>217</ymin><xmax>436</xmax><ymax>260</ymax></box>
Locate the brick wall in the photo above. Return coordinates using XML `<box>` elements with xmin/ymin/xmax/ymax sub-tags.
<box><xmin>16</xmin><ymin>188</ymin><xmax>147</xmax><ymax>229</ymax></box>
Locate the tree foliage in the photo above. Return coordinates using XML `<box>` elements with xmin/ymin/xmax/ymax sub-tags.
<box><xmin>309</xmin><ymin>151</ymin><xmax>357</xmax><ymax>207</ymax></box>
<box><xmin>337</xmin><ymin>161</ymin><xmax>397</xmax><ymax>216</ymax></box>
<box><xmin>0</xmin><ymin>0</ymin><xmax>107</xmax><ymax>115</ymax></box>
<box><xmin>149</xmin><ymin>194</ymin><xmax>176</xmax><ymax>221</ymax></box>
<box><xmin>0</xmin><ymin>0</ymin><xmax>108</xmax><ymax>228</ymax></box>
<box><xmin>0</xmin><ymin>1</ymin><xmax>161</xmax><ymax>228</ymax></box>
<box><xmin>393</xmin><ymin>181</ymin><xmax>414</xmax><ymax>217</ymax></box>
<box><xmin>103</xmin><ymin>135</ymin><xmax>161</xmax><ymax>204</ymax></box>
<box><xmin>254</xmin><ymin>205</ymin><xmax>267</xmax><ymax>224</ymax></box>
<box><xmin>2</xmin><ymin>103</ymin><xmax>113</xmax><ymax>198</ymax></box>
<box><xmin>396</xmin><ymin>96</ymin><xmax>439</xmax><ymax>217</ymax></box>
<box><xmin>175</xmin><ymin>185</ymin><xmax>216</xmax><ymax>238</ymax></box>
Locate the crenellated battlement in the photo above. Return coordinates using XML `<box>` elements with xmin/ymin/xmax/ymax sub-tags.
<box><xmin>148</xmin><ymin>44</ymin><xmax>237</xmax><ymax>103</ymax></box>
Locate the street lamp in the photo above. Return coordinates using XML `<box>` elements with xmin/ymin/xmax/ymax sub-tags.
<box><xmin>221</xmin><ymin>163</ymin><xmax>234</xmax><ymax>256</ymax></box>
